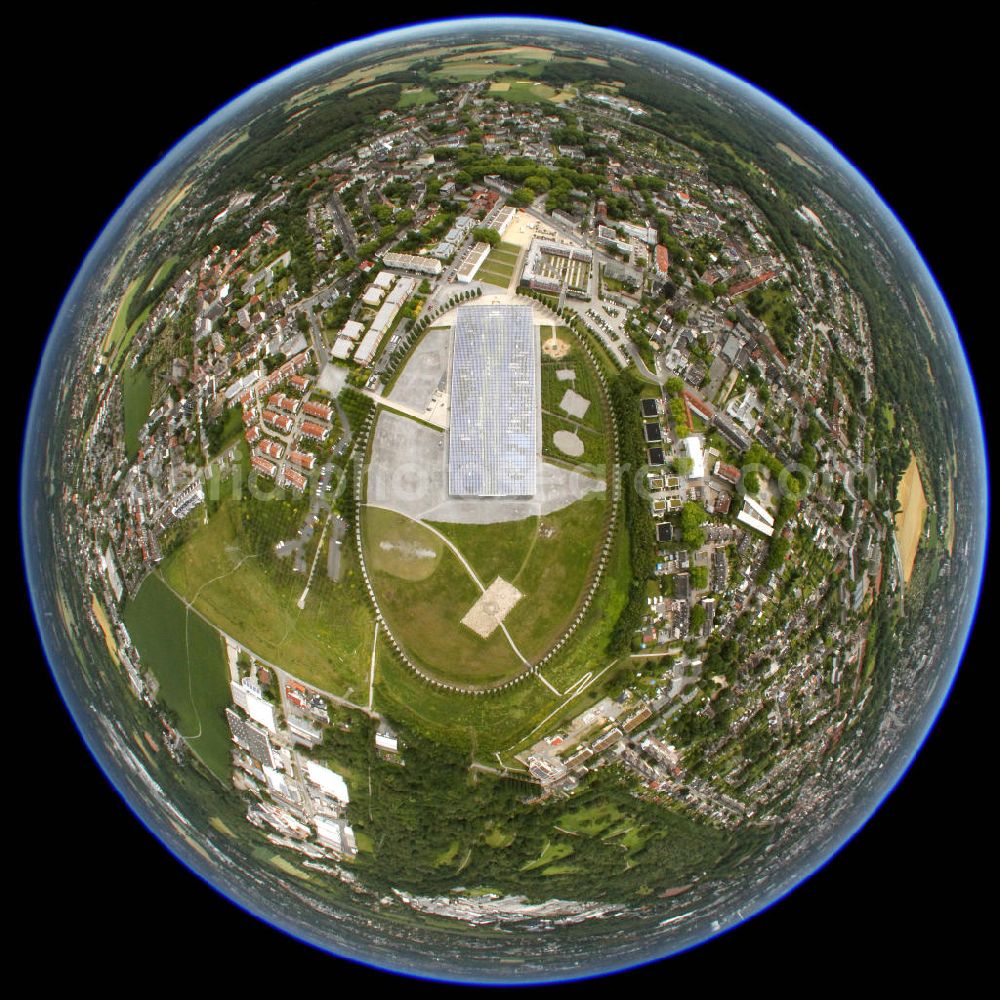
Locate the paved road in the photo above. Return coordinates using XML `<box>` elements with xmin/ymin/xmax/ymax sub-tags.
<box><xmin>329</xmin><ymin>190</ymin><xmax>358</xmax><ymax>258</ymax></box>
<box><xmin>357</xmin><ymin>387</ymin><xmax>447</xmax><ymax>427</ymax></box>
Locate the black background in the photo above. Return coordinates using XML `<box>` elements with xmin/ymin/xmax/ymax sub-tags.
<box><xmin>20</xmin><ymin>6</ymin><xmax>990</xmax><ymax>991</ymax></box>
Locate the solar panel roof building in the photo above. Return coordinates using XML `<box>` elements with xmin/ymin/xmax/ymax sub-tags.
<box><xmin>448</xmin><ymin>304</ymin><xmax>539</xmax><ymax>497</ymax></box>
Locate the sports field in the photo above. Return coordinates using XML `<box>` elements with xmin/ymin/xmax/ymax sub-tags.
<box><xmin>124</xmin><ymin>574</ymin><xmax>232</xmax><ymax>781</ymax></box>
<box><xmin>895</xmin><ymin>452</ymin><xmax>928</xmax><ymax>584</ymax></box>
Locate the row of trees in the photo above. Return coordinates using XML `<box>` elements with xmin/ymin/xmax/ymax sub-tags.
<box><xmin>607</xmin><ymin>371</ymin><xmax>657</xmax><ymax>654</ymax></box>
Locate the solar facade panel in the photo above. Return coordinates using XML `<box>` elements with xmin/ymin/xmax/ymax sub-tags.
<box><xmin>448</xmin><ymin>304</ymin><xmax>539</xmax><ymax>497</ymax></box>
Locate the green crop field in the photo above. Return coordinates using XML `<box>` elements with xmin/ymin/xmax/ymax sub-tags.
<box><xmin>123</xmin><ymin>365</ymin><xmax>152</xmax><ymax>460</ymax></box>
<box><xmin>101</xmin><ymin>275</ymin><xmax>143</xmax><ymax>358</ymax></box>
<box><xmin>123</xmin><ymin>573</ymin><xmax>232</xmax><ymax>781</ymax></box>
<box><xmin>430</xmin><ymin>61</ymin><xmax>519</xmax><ymax>81</ymax></box>
<box><xmin>490</xmin><ymin>80</ymin><xmax>573</xmax><ymax>103</ymax></box>
<box><xmin>111</xmin><ymin>303</ymin><xmax>154</xmax><ymax>372</ymax></box>
<box><xmin>161</xmin><ymin>497</ymin><xmax>372</xmax><ymax>698</ymax></box>
<box><xmin>147</xmin><ymin>256</ymin><xmax>179</xmax><ymax>291</ymax></box>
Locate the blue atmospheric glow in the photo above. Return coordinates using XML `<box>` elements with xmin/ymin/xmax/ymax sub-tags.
<box><xmin>21</xmin><ymin>16</ymin><xmax>987</xmax><ymax>986</ymax></box>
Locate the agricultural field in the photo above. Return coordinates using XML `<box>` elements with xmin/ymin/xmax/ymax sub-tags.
<box><xmin>489</xmin><ymin>80</ymin><xmax>574</xmax><ymax>103</ymax></box>
<box><xmin>431</xmin><ymin>60</ymin><xmax>520</xmax><ymax>82</ymax></box>
<box><xmin>147</xmin><ymin>256</ymin><xmax>179</xmax><ymax>291</ymax></box>
<box><xmin>123</xmin><ymin>574</ymin><xmax>232</xmax><ymax>781</ymax></box>
<box><xmin>895</xmin><ymin>452</ymin><xmax>928</xmax><ymax>584</ymax></box>
<box><xmin>101</xmin><ymin>275</ymin><xmax>144</xmax><ymax>359</ymax></box>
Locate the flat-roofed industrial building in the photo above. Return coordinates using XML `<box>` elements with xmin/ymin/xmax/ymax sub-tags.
<box><xmin>448</xmin><ymin>304</ymin><xmax>539</xmax><ymax>497</ymax></box>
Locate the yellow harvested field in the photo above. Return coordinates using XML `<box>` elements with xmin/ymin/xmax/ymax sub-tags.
<box><xmin>490</xmin><ymin>81</ymin><xmax>510</xmax><ymax>92</ymax></box>
<box><xmin>894</xmin><ymin>453</ymin><xmax>928</xmax><ymax>584</ymax></box>
<box><xmin>465</xmin><ymin>45</ymin><xmax>555</xmax><ymax>61</ymax></box>
<box><xmin>210</xmin><ymin>816</ymin><xmax>236</xmax><ymax>837</ymax></box>
<box><xmin>91</xmin><ymin>593</ymin><xmax>120</xmax><ymax>665</ymax></box>
<box><xmin>148</xmin><ymin>179</ymin><xmax>194</xmax><ymax>231</ymax></box>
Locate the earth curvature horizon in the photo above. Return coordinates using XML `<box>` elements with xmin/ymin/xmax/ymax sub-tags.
<box><xmin>22</xmin><ymin>16</ymin><xmax>988</xmax><ymax>985</ymax></box>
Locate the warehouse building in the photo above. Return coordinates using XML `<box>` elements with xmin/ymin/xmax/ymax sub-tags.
<box><xmin>448</xmin><ymin>304</ymin><xmax>539</xmax><ymax>497</ymax></box>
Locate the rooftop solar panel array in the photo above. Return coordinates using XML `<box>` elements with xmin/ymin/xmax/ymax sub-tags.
<box><xmin>448</xmin><ymin>304</ymin><xmax>539</xmax><ymax>497</ymax></box>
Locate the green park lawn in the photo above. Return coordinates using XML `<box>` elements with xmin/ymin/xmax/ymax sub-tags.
<box><xmin>427</xmin><ymin>515</ymin><xmax>538</xmax><ymax>584</ymax></box>
<box><xmin>503</xmin><ymin>492</ymin><xmax>608</xmax><ymax>660</ymax></box>
<box><xmin>398</xmin><ymin>87</ymin><xmax>437</xmax><ymax>108</ymax></box>
<box><xmin>364</xmin><ymin>517</ymin><xmax>524</xmax><ymax>684</ymax></box>
<box><xmin>161</xmin><ymin>497</ymin><xmax>372</xmax><ymax>698</ymax></box>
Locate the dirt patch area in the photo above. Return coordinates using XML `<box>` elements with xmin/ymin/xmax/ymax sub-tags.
<box><xmin>553</xmin><ymin>429</ymin><xmax>584</xmax><ymax>457</ymax></box>
<box><xmin>543</xmin><ymin>335</ymin><xmax>571</xmax><ymax>359</ymax></box>
<box><xmin>894</xmin><ymin>452</ymin><xmax>928</xmax><ymax>584</ymax></box>
<box><xmin>461</xmin><ymin>577</ymin><xmax>523</xmax><ymax>637</ymax></box>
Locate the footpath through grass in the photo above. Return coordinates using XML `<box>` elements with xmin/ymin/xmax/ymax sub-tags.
<box><xmin>161</xmin><ymin>497</ymin><xmax>372</xmax><ymax>698</ymax></box>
